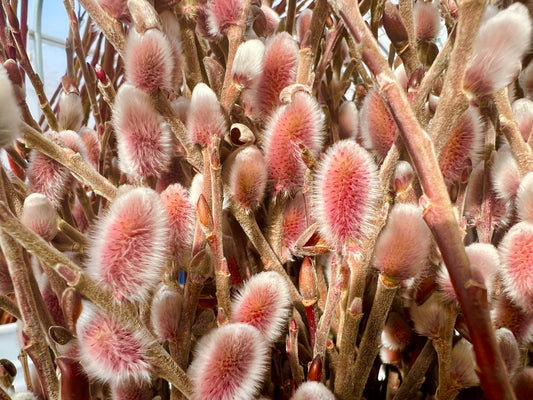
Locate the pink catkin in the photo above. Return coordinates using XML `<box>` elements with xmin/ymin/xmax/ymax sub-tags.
<box><xmin>373</xmin><ymin>203</ymin><xmax>431</xmax><ymax>282</ymax></box>
<box><xmin>231</xmin><ymin>271</ymin><xmax>291</xmax><ymax>343</ymax></box>
<box><xmin>438</xmin><ymin>107</ymin><xmax>482</xmax><ymax>187</ymax></box>
<box><xmin>206</xmin><ymin>0</ymin><xmax>243</xmax><ymax>36</ymax></box>
<box><xmin>413</xmin><ymin>1</ymin><xmax>441</xmax><ymax>42</ymax></box>
<box><xmin>20</xmin><ymin>193</ymin><xmax>59</xmax><ymax>242</ymax></box>
<box><xmin>79</xmin><ymin>127</ymin><xmax>101</xmax><ymax>168</ymax></box>
<box><xmin>28</xmin><ymin>132</ymin><xmax>72</xmax><ymax>207</ymax></box>
<box><xmin>464</xmin><ymin>3</ymin><xmax>532</xmax><ymax>98</ymax></box>
<box><xmin>187</xmin><ymin>82</ymin><xmax>226</xmax><ymax>147</ymax></box>
<box><xmin>151</xmin><ymin>285</ymin><xmax>183</xmax><ymax>342</ymax></box>
<box><xmin>229</xmin><ymin>146</ymin><xmax>268</xmax><ymax>212</ymax></box>
<box><xmin>97</xmin><ymin>0</ymin><xmax>128</xmax><ymax>18</ymax></box>
<box><xmin>188</xmin><ymin>323</ymin><xmax>268</xmax><ymax>400</ymax></box>
<box><xmin>282</xmin><ymin>192</ymin><xmax>309</xmax><ymax>261</ymax></box>
<box><xmin>512</xmin><ymin>98</ymin><xmax>533</xmax><ymax>142</ymax></box>
<box><xmin>291</xmin><ymin>381</ymin><xmax>335</xmax><ymax>400</ymax></box>
<box><xmin>113</xmin><ymin>84</ymin><xmax>172</xmax><ymax>178</ymax></box>
<box><xmin>517</xmin><ymin>172</ymin><xmax>533</xmax><ymax>223</ymax></box>
<box><xmin>124</xmin><ymin>29</ymin><xmax>174</xmax><ymax>93</ymax></box>
<box><xmin>254</xmin><ymin>32</ymin><xmax>299</xmax><ymax>121</ymax></box>
<box><xmin>160</xmin><ymin>183</ymin><xmax>195</xmax><ymax>261</ymax></box>
<box><xmin>359</xmin><ymin>87</ymin><xmax>397</xmax><ymax>160</ymax></box>
<box><xmin>85</xmin><ymin>187</ymin><xmax>169</xmax><ymax>303</ymax></box>
<box><xmin>77</xmin><ymin>302</ymin><xmax>150</xmax><ymax>385</ymax></box>
<box><xmin>499</xmin><ymin>222</ymin><xmax>533</xmax><ymax>311</ymax></box>
<box><xmin>111</xmin><ymin>380</ymin><xmax>152</xmax><ymax>400</ymax></box>
<box><xmin>313</xmin><ymin>140</ymin><xmax>379</xmax><ymax>249</ymax></box>
<box><xmin>263</xmin><ymin>92</ymin><xmax>323</xmax><ymax>194</ymax></box>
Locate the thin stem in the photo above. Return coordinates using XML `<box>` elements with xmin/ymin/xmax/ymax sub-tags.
<box><xmin>429</xmin><ymin>0</ymin><xmax>486</xmax><ymax>154</ymax></box>
<box><xmin>23</xmin><ymin>124</ymin><xmax>117</xmax><ymax>201</ymax></box>
<box><xmin>0</xmin><ymin>294</ymin><xmax>21</xmax><ymax>320</ymax></box>
<box><xmin>493</xmin><ymin>89</ymin><xmax>533</xmax><ymax>176</ymax></box>
<box><xmin>77</xmin><ymin>0</ymin><xmax>126</xmax><ymax>57</ymax></box>
<box><xmin>434</xmin><ymin>306</ymin><xmax>459</xmax><ymax>400</ymax></box>
<box><xmin>207</xmin><ymin>141</ymin><xmax>232</xmax><ymax>320</ymax></box>
<box><xmin>346</xmin><ymin>276</ymin><xmax>398</xmax><ymax>400</ymax></box>
<box><xmin>392</xmin><ymin>339</ymin><xmax>436</xmax><ymax>400</ymax></box>
<box><xmin>331</xmin><ymin>1</ymin><xmax>514</xmax><ymax>397</ymax></box>
<box><xmin>2</xmin><ymin>0</ymin><xmax>57</xmax><ymax>131</ymax></box>
<box><xmin>287</xmin><ymin>318</ymin><xmax>304</xmax><ymax>387</ymax></box>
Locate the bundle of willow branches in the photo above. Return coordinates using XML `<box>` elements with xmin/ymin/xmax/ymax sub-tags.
<box><xmin>0</xmin><ymin>0</ymin><xmax>532</xmax><ymax>399</ymax></box>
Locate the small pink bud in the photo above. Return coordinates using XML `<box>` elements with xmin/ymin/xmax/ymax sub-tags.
<box><xmin>151</xmin><ymin>285</ymin><xmax>183</xmax><ymax>342</ymax></box>
<box><xmin>499</xmin><ymin>221</ymin><xmax>533</xmax><ymax>311</ymax></box>
<box><xmin>77</xmin><ymin>302</ymin><xmax>151</xmax><ymax>385</ymax></box>
<box><xmin>229</xmin><ymin>146</ymin><xmax>268</xmax><ymax>212</ymax></box>
<box><xmin>39</xmin><ymin>274</ymin><xmax>66</xmax><ymax>327</ymax></box>
<box><xmin>513</xmin><ymin>368</ymin><xmax>533</xmax><ymax>400</ymax></box>
<box><xmin>263</xmin><ymin>92</ymin><xmax>323</xmax><ymax>193</ymax></box>
<box><xmin>58</xmin><ymin>90</ymin><xmax>83</xmax><ymax>132</ymax></box>
<box><xmin>27</xmin><ymin>132</ymin><xmax>72</xmax><ymax>206</ymax></box>
<box><xmin>231</xmin><ymin>271</ymin><xmax>291</xmax><ymax>342</ymax></box>
<box><xmin>512</xmin><ymin>98</ymin><xmax>533</xmax><ymax>142</ymax></box>
<box><xmin>495</xmin><ymin>327</ymin><xmax>519</xmax><ymax>376</ymax></box>
<box><xmin>0</xmin><ymin>63</ymin><xmax>22</xmax><ymax>148</ymax></box>
<box><xmin>261</xmin><ymin>5</ymin><xmax>281</xmax><ymax>36</ymax></box>
<box><xmin>491</xmin><ymin>145</ymin><xmax>521</xmax><ymax>203</ymax></box>
<box><xmin>338</xmin><ymin>101</ymin><xmax>359</xmax><ymax>140</ymax></box>
<box><xmin>413</xmin><ymin>1</ymin><xmax>441</xmax><ymax>42</ymax></box>
<box><xmin>281</xmin><ymin>192</ymin><xmax>309</xmax><ymax>260</ymax></box>
<box><xmin>373</xmin><ymin>203</ymin><xmax>431</xmax><ymax>281</ymax></box>
<box><xmin>360</xmin><ymin>87</ymin><xmax>397</xmax><ymax>160</ymax></box>
<box><xmin>383</xmin><ymin>1</ymin><xmax>408</xmax><ymax>44</ymax></box>
<box><xmin>124</xmin><ymin>29</ymin><xmax>174</xmax><ymax>93</ymax></box>
<box><xmin>188</xmin><ymin>323</ymin><xmax>268</xmax><ymax>400</ymax></box>
<box><xmin>187</xmin><ymin>82</ymin><xmax>227</xmax><ymax>147</ymax></box>
<box><xmin>381</xmin><ymin>311</ymin><xmax>414</xmax><ymax>350</ymax></box>
<box><xmin>393</xmin><ymin>160</ymin><xmax>414</xmax><ymax>193</ymax></box>
<box><xmin>207</xmin><ymin>0</ymin><xmax>244</xmax><ymax>36</ymax></box>
<box><xmin>86</xmin><ymin>187</ymin><xmax>169</xmax><ymax>303</ymax></box>
<box><xmin>255</xmin><ymin>32</ymin><xmax>299</xmax><ymax>120</ymax></box>
<box><xmin>112</xmin><ymin>84</ymin><xmax>172</xmax><ymax>177</ymax></box>
<box><xmin>111</xmin><ymin>380</ymin><xmax>152</xmax><ymax>400</ymax></box>
<box><xmin>465</xmin><ymin>243</ymin><xmax>500</xmax><ymax>295</ymax></box>
<box><xmin>299</xmin><ymin>256</ymin><xmax>318</xmax><ymax>304</ymax></box>
<box><xmin>233</xmin><ymin>39</ymin><xmax>265</xmax><ymax>88</ymax></box>
<box><xmin>450</xmin><ymin>339</ymin><xmax>479</xmax><ymax>389</ymax></box>
<box><xmin>160</xmin><ymin>183</ymin><xmax>195</xmax><ymax>260</ymax></box>
<box><xmin>79</xmin><ymin>127</ymin><xmax>101</xmax><ymax>168</ymax></box>
<box><xmin>291</xmin><ymin>381</ymin><xmax>335</xmax><ymax>400</ymax></box>
<box><xmin>20</xmin><ymin>193</ymin><xmax>58</xmax><ymax>242</ymax></box>
<box><xmin>296</xmin><ymin>9</ymin><xmax>313</xmax><ymax>46</ymax></box>
<box><xmin>97</xmin><ymin>0</ymin><xmax>128</xmax><ymax>18</ymax></box>
<box><xmin>464</xmin><ymin>3</ymin><xmax>532</xmax><ymax>98</ymax></box>
<box><xmin>313</xmin><ymin>140</ymin><xmax>379</xmax><ymax>248</ymax></box>
<box><xmin>438</xmin><ymin>107</ymin><xmax>483</xmax><ymax>187</ymax></box>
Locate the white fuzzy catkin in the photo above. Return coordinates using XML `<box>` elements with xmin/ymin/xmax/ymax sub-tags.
<box><xmin>0</xmin><ymin>64</ymin><xmax>22</xmax><ymax>147</ymax></box>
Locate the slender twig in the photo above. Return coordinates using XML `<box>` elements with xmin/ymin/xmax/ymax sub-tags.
<box><xmin>2</xmin><ymin>1</ymin><xmax>58</xmax><ymax>131</ymax></box>
<box><xmin>429</xmin><ymin>0</ymin><xmax>486</xmax><ymax>155</ymax></box>
<box><xmin>346</xmin><ymin>276</ymin><xmax>398</xmax><ymax>400</ymax></box>
<box><xmin>287</xmin><ymin>318</ymin><xmax>304</xmax><ymax>387</ymax></box>
<box><xmin>296</xmin><ymin>0</ymin><xmax>329</xmax><ymax>86</ymax></box>
<box><xmin>433</xmin><ymin>306</ymin><xmax>459</xmax><ymax>400</ymax></box>
<box><xmin>493</xmin><ymin>89</ymin><xmax>533</xmax><ymax>176</ymax></box>
<box><xmin>330</xmin><ymin>1</ymin><xmax>514</xmax><ymax>398</ymax></box>
<box><xmin>63</xmin><ymin>1</ymin><xmax>103</xmax><ymax>127</ymax></box>
<box><xmin>392</xmin><ymin>339</ymin><xmax>436</xmax><ymax>400</ymax></box>
<box><xmin>77</xmin><ymin>0</ymin><xmax>126</xmax><ymax>57</ymax></box>
<box><xmin>0</xmin><ymin>294</ymin><xmax>21</xmax><ymax>320</ymax></box>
